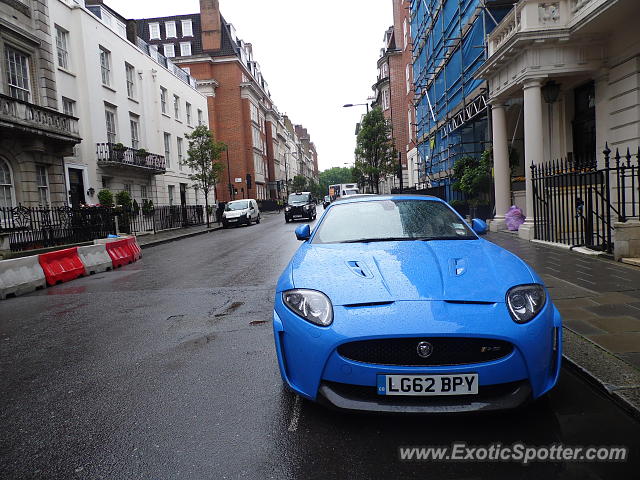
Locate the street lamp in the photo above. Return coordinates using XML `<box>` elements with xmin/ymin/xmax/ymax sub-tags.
<box><xmin>343</xmin><ymin>103</ymin><xmax>370</xmax><ymax>114</ymax></box>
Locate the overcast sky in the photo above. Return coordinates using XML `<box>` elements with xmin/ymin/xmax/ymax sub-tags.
<box><xmin>104</xmin><ymin>0</ymin><xmax>392</xmax><ymax>171</ymax></box>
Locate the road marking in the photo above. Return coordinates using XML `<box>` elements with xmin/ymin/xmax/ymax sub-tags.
<box><xmin>288</xmin><ymin>395</ymin><xmax>302</xmax><ymax>432</ymax></box>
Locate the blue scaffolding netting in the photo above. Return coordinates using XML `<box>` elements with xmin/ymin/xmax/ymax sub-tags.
<box><xmin>410</xmin><ymin>0</ymin><xmax>510</xmax><ymax>194</ymax></box>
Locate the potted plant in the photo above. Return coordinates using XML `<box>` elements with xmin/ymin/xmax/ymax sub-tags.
<box><xmin>115</xmin><ymin>190</ymin><xmax>132</xmax><ymax>209</ymax></box>
<box><xmin>112</xmin><ymin>142</ymin><xmax>126</xmax><ymax>161</ymax></box>
<box><xmin>97</xmin><ymin>189</ymin><xmax>114</xmax><ymax>207</ymax></box>
<box><xmin>452</xmin><ymin>149</ymin><xmax>493</xmax><ymax>220</ymax></box>
<box><xmin>142</xmin><ymin>199</ymin><xmax>154</xmax><ymax>216</ymax></box>
<box><xmin>135</xmin><ymin>148</ymin><xmax>149</xmax><ymax>166</ymax></box>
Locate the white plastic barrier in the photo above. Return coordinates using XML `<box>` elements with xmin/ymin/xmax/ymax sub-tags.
<box><xmin>0</xmin><ymin>255</ymin><xmax>46</xmax><ymax>300</ymax></box>
<box><xmin>77</xmin><ymin>244</ymin><xmax>112</xmax><ymax>275</ymax></box>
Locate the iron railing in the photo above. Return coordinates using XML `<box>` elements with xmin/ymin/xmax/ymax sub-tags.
<box><xmin>1</xmin><ymin>204</ymin><xmax>207</xmax><ymax>252</ymax></box>
<box><xmin>0</xmin><ymin>205</ymin><xmax>116</xmax><ymax>252</ymax></box>
<box><xmin>531</xmin><ymin>145</ymin><xmax>639</xmax><ymax>253</ymax></box>
<box><xmin>96</xmin><ymin>143</ymin><xmax>166</xmax><ymax>173</ymax></box>
<box><xmin>0</xmin><ymin>93</ymin><xmax>80</xmax><ymax>139</ymax></box>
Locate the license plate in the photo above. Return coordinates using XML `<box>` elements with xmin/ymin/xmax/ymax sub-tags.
<box><xmin>377</xmin><ymin>374</ymin><xmax>478</xmax><ymax>396</ymax></box>
<box><xmin>228</xmin><ymin>218</ymin><xmax>237</xmax><ymax>222</ymax></box>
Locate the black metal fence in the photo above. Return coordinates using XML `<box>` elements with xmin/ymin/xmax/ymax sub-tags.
<box><xmin>531</xmin><ymin>145</ymin><xmax>639</xmax><ymax>253</ymax></box>
<box><xmin>1</xmin><ymin>204</ymin><xmax>207</xmax><ymax>252</ymax></box>
<box><xmin>0</xmin><ymin>206</ymin><xmax>116</xmax><ymax>252</ymax></box>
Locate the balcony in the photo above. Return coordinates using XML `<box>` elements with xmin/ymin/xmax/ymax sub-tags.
<box><xmin>487</xmin><ymin>0</ymin><xmax>611</xmax><ymax>56</ymax></box>
<box><xmin>0</xmin><ymin>93</ymin><xmax>80</xmax><ymax>143</ymax></box>
<box><xmin>96</xmin><ymin>143</ymin><xmax>166</xmax><ymax>174</ymax></box>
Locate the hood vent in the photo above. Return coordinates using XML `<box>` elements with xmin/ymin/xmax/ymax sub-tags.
<box><xmin>346</xmin><ymin>261</ymin><xmax>373</xmax><ymax>279</ymax></box>
<box><xmin>344</xmin><ymin>301</ymin><xmax>394</xmax><ymax>308</ymax></box>
<box><xmin>444</xmin><ymin>300</ymin><xmax>495</xmax><ymax>305</ymax></box>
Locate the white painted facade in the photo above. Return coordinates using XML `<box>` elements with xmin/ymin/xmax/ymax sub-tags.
<box><xmin>49</xmin><ymin>0</ymin><xmax>213</xmax><ymax>208</ymax></box>
<box><xmin>478</xmin><ymin>0</ymin><xmax>640</xmax><ymax>237</ymax></box>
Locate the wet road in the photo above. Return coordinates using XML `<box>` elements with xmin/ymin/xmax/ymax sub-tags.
<box><xmin>1</xmin><ymin>212</ymin><xmax>639</xmax><ymax>479</ymax></box>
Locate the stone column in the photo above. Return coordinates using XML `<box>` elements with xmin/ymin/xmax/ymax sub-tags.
<box><xmin>490</xmin><ymin>102</ymin><xmax>511</xmax><ymax>232</ymax></box>
<box><xmin>519</xmin><ymin>79</ymin><xmax>544</xmax><ymax>240</ymax></box>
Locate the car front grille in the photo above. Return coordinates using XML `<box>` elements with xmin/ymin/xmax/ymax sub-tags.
<box><xmin>337</xmin><ymin>337</ymin><xmax>513</xmax><ymax>366</ymax></box>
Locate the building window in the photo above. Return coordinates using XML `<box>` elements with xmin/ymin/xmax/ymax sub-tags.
<box><xmin>101</xmin><ymin>176</ymin><xmax>111</xmax><ymax>189</ymax></box>
<box><xmin>36</xmin><ymin>166</ymin><xmax>49</xmax><ymax>206</ymax></box>
<box><xmin>250</xmin><ymin>103</ymin><xmax>259</xmax><ymax>124</ymax></box>
<box><xmin>197</xmin><ymin>109</ymin><xmax>203</xmax><ymax>125</ymax></box>
<box><xmin>160</xmin><ymin>87</ymin><xmax>168</xmax><ymax>114</ymax></box>
<box><xmin>164</xmin><ymin>132</ymin><xmax>171</xmax><ymax>168</ymax></box>
<box><xmin>181</xmin><ymin>19</ymin><xmax>193</xmax><ymax>37</ymax></box>
<box><xmin>149</xmin><ymin>22</ymin><xmax>160</xmax><ymax>40</ymax></box>
<box><xmin>177</xmin><ymin>136</ymin><xmax>183</xmax><ymax>168</ymax></box>
<box><xmin>168</xmin><ymin>185</ymin><xmax>175</xmax><ymax>205</ymax></box>
<box><xmin>140</xmin><ymin>185</ymin><xmax>148</xmax><ymax>201</ymax></box>
<box><xmin>164</xmin><ymin>44</ymin><xmax>175</xmax><ymax>58</ymax></box>
<box><xmin>403</xmin><ymin>19</ymin><xmax>408</xmax><ymax>50</ymax></box>
<box><xmin>186</xmin><ymin>102</ymin><xmax>192</xmax><ymax>125</ymax></box>
<box><xmin>105</xmin><ymin>106</ymin><xmax>117</xmax><ymax>144</ymax></box>
<box><xmin>252</xmin><ymin>126</ymin><xmax>262</xmax><ymax>152</ymax></box>
<box><xmin>406</xmin><ymin>64</ymin><xmax>411</xmax><ymax>94</ymax></box>
<box><xmin>125</xmin><ymin>63</ymin><xmax>136</xmax><ymax>99</ymax></box>
<box><xmin>194</xmin><ymin>186</ymin><xmax>199</xmax><ymax>204</ymax></box>
<box><xmin>165</xmin><ymin>21</ymin><xmax>176</xmax><ymax>38</ymax></box>
<box><xmin>0</xmin><ymin>159</ymin><xmax>14</xmax><ymax>208</ymax></box>
<box><xmin>62</xmin><ymin>97</ymin><xmax>75</xmax><ymax>116</ymax></box>
<box><xmin>179</xmin><ymin>42</ymin><xmax>191</xmax><ymax>57</ymax></box>
<box><xmin>55</xmin><ymin>26</ymin><xmax>70</xmax><ymax>70</ymax></box>
<box><xmin>173</xmin><ymin>95</ymin><xmax>180</xmax><ymax>119</ymax></box>
<box><xmin>5</xmin><ymin>46</ymin><xmax>30</xmax><ymax>101</ymax></box>
<box><xmin>99</xmin><ymin>46</ymin><xmax>111</xmax><ymax>86</ymax></box>
<box><xmin>130</xmin><ymin>115</ymin><xmax>140</xmax><ymax>150</ymax></box>
<box><xmin>382</xmin><ymin>88</ymin><xmax>390</xmax><ymax>110</ymax></box>
<box><xmin>123</xmin><ymin>183</ymin><xmax>131</xmax><ymax>195</ymax></box>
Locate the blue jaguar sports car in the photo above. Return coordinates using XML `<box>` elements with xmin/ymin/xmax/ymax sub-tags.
<box><xmin>272</xmin><ymin>195</ymin><xmax>562</xmax><ymax>413</ymax></box>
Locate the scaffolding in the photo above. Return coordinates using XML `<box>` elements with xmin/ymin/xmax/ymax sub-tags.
<box><xmin>410</xmin><ymin>0</ymin><xmax>511</xmax><ymax>195</ymax></box>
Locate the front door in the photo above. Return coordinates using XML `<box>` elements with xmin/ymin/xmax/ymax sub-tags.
<box><xmin>68</xmin><ymin>168</ymin><xmax>85</xmax><ymax>208</ymax></box>
<box><xmin>180</xmin><ymin>183</ymin><xmax>187</xmax><ymax>206</ymax></box>
<box><xmin>572</xmin><ymin>81</ymin><xmax>596</xmax><ymax>167</ymax></box>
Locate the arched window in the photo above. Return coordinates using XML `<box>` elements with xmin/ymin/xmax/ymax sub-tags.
<box><xmin>0</xmin><ymin>159</ymin><xmax>15</xmax><ymax>209</ymax></box>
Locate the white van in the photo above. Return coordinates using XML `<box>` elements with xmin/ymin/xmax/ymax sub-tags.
<box><xmin>222</xmin><ymin>199</ymin><xmax>261</xmax><ymax>228</ymax></box>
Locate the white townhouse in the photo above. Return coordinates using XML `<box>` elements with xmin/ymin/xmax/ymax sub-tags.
<box><xmin>49</xmin><ymin>0</ymin><xmax>213</xmax><ymax>208</ymax></box>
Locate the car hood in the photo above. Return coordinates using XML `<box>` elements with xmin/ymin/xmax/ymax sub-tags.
<box><xmin>224</xmin><ymin>209</ymin><xmax>248</xmax><ymax>218</ymax></box>
<box><xmin>288</xmin><ymin>239</ymin><xmax>536</xmax><ymax>305</ymax></box>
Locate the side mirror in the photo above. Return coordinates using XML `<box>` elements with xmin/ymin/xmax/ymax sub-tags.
<box><xmin>295</xmin><ymin>224</ymin><xmax>311</xmax><ymax>241</ymax></box>
<box><xmin>471</xmin><ymin>218</ymin><xmax>488</xmax><ymax>235</ymax></box>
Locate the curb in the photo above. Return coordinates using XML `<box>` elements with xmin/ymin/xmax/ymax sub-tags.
<box><xmin>139</xmin><ymin>225</ymin><xmax>223</xmax><ymax>250</ymax></box>
<box><xmin>561</xmin><ymin>328</ymin><xmax>640</xmax><ymax>420</ymax></box>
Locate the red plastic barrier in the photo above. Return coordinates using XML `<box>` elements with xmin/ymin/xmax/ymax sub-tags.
<box><xmin>126</xmin><ymin>237</ymin><xmax>142</xmax><ymax>261</ymax></box>
<box><xmin>105</xmin><ymin>239</ymin><xmax>134</xmax><ymax>268</ymax></box>
<box><xmin>38</xmin><ymin>247</ymin><xmax>86</xmax><ymax>286</ymax></box>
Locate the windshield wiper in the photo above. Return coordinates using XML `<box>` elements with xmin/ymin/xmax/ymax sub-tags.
<box><xmin>418</xmin><ymin>235</ymin><xmax>477</xmax><ymax>241</ymax></box>
<box><xmin>342</xmin><ymin>237</ymin><xmax>431</xmax><ymax>243</ymax></box>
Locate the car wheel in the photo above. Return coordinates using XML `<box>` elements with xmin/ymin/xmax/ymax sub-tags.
<box><xmin>256</xmin><ymin>215</ymin><xmax>261</xmax><ymax>224</ymax></box>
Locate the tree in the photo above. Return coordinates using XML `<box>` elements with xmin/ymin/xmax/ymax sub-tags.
<box><xmin>354</xmin><ymin>107</ymin><xmax>397</xmax><ymax>193</ymax></box>
<box><xmin>317</xmin><ymin>166</ymin><xmax>355</xmax><ymax>197</ymax></box>
<box><xmin>291</xmin><ymin>175</ymin><xmax>307</xmax><ymax>193</ymax></box>
<box><xmin>452</xmin><ymin>149</ymin><xmax>493</xmax><ymax>211</ymax></box>
<box><xmin>182</xmin><ymin>125</ymin><xmax>226</xmax><ymax>227</ymax></box>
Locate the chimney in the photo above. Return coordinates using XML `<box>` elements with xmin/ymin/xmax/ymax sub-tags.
<box><xmin>126</xmin><ymin>20</ymin><xmax>138</xmax><ymax>46</ymax></box>
<box><xmin>200</xmin><ymin>0</ymin><xmax>222</xmax><ymax>52</ymax></box>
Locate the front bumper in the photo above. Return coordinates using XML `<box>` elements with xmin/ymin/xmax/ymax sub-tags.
<box><xmin>223</xmin><ymin>215</ymin><xmax>249</xmax><ymax>226</ymax></box>
<box><xmin>272</xmin><ymin>298</ymin><xmax>562</xmax><ymax>412</ymax></box>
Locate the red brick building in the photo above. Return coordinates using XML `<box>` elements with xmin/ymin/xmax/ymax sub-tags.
<box><xmin>136</xmin><ymin>0</ymin><xmax>275</xmax><ymax>202</ymax></box>
<box><xmin>372</xmin><ymin>0</ymin><xmax>416</xmax><ymax>191</ymax></box>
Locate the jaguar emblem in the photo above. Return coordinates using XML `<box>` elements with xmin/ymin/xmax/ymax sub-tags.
<box><xmin>416</xmin><ymin>341</ymin><xmax>433</xmax><ymax>358</ymax></box>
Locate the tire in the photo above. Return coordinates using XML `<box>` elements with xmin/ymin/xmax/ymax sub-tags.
<box><xmin>256</xmin><ymin>215</ymin><xmax>261</xmax><ymax>224</ymax></box>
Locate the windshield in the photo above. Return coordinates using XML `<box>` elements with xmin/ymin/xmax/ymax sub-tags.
<box><xmin>288</xmin><ymin>193</ymin><xmax>310</xmax><ymax>204</ymax></box>
<box><xmin>344</xmin><ymin>189</ymin><xmax>358</xmax><ymax>196</ymax></box>
<box><xmin>312</xmin><ymin>199</ymin><xmax>476</xmax><ymax>244</ymax></box>
<box><xmin>225</xmin><ymin>201</ymin><xmax>249</xmax><ymax>211</ymax></box>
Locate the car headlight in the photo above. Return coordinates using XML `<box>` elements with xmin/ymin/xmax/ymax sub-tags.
<box><xmin>304</xmin><ymin>205</ymin><xmax>310</xmax><ymax>209</ymax></box>
<box><xmin>506</xmin><ymin>284</ymin><xmax>546</xmax><ymax>324</ymax></box>
<box><xmin>282</xmin><ymin>289</ymin><xmax>333</xmax><ymax>326</ymax></box>
<box><xmin>285</xmin><ymin>206</ymin><xmax>291</xmax><ymax>212</ymax></box>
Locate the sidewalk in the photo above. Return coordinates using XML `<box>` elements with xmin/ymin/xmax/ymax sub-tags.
<box><xmin>487</xmin><ymin>231</ymin><xmax>640</xmax><ymax>415</ymax></box>
<box><xmin>136</xmin><ymin>223</ymin><xmax>222</xmax><ymax>248</ymax></box>
<box><xmin>135</xmin><ymin>211</ymin><xmax>282</xmax><ymax>249</ymax></box>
